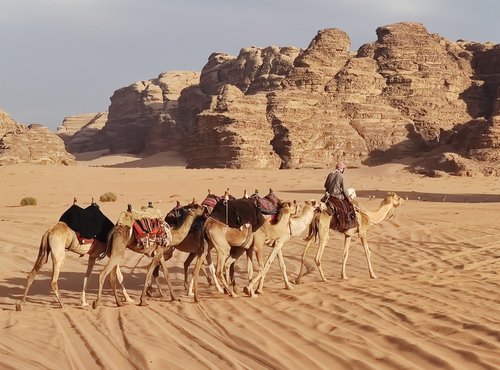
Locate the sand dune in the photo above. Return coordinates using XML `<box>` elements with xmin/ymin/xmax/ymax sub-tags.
<box><xmin>0</xmin><ymin>162</ymin><xmax>499</xmax><ymax>369</ymax></box>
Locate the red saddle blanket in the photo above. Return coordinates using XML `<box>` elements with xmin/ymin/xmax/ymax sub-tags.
<box><xmin>251</xmin><ymin>191</ymin><xmax>281</xmax><ymax>215</ymax></box>
<box><xmin>326</xmin><ymin>196</ymin><xmax>358</xmax><ymax>232</ymax></box>
<box><xmin>133</xmin><ymin>218</ymin><xmax>170</xmax><ymax>247</ymax></box>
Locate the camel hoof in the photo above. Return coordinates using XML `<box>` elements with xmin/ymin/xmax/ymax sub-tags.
<box><xmin>370</xmin><ymin>274</ymin><xmax>378</xmax><ymax>279</ymax></box>
<box><xmin>243</xmin><ymin>286</ymin><xmax>252</xmax><ymax>297</ymax></box>
<box><xmin>223</xmin><ymin>287</ymin><xmax>230</xmax><ymax>295</ymax></box>
<box><xmin>285</xmin><ymin>284</ymin><xmax>294</xmax><ymax>290</ymax></box>
<box><xmin>92</xmin><ymin>301</ymin><xmax>98</xmax><ymax>309</ymax></box>
<box><xmin>139</xmin><ymin>301</ymin><xmax>149</xmax><ymax>307</ymax></box>
<box><xmin>15</xmin><ymin>301</ymin><xmax>23</xmax><ymax>312</ymax></box>
<box><xmin>294</xmin><ymin>277</ymin><xmax>301</xmax><ymax>285</ymax></box>
<box><xmin>80</xmin><ymin>301</ymin><xmax>89</xmax><ymax>308</ymax></box>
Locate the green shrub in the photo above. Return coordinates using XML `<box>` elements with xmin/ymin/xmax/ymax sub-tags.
<box><xmin>20</xmin><ymin>197</ymin><xmax>37</xmax><ymax>206</ymax></box>
<box><xmin>99</xmin><ymin>192</ymin><xmax>118</xmax><ymax>202</ymax></box>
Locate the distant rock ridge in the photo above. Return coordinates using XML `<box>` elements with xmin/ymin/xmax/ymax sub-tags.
<box><xmin>64</xmin><ymin>22</ymin><xmax>500</xmax><ymax>175</ymax></box>
<box><xmin>0</xmin><ymin>111</ymin><xmax>75</xmax><ymax>165</ymax></box>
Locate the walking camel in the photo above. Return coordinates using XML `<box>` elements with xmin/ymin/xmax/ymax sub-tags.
<box><xmin>16</xmin><ymin>203</ymin><xmax>133</xmax><ymax>311</ymax></box>
<box><xmin>295</xmin><ymin>192</ymin><xmax>404</xmax><ymax>283</ymax></box>
<box><xmin>93</xmin><ymin>203</ymin><xmax>205</xmax><ymax>308</ymax></box>
<box><xmin>242</xmin><ymin>200</ymin><xmax>320</xmax><ymax>296</ymax></box>
<box><xmin>191</xmin><ymin>201</ymin><xmax>296</xmax><ymax>302</ymax></box>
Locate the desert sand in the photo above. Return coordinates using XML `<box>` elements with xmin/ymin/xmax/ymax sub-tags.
<box><xmin>0</xmin><ymin>155</ymin><xmax>499</xmax><ymax>369</ymax></box>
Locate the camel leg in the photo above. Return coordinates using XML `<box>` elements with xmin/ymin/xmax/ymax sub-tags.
<box><xmin>19</xmin><ymin>254</ymin><xmax>49</xmax><ymax>309</ymax></box>
<box><xmin>246</xmin><ymin>248</ymin><xmax>254</xmax><ymax>284</ymax></box>
<box><xmin>109</xmin><ymin>266</ymin><xmax>124</xmax><ymax>307</ymax></box>
<box><xmin>277</xmin><ymin>249</ymin><xmax>293</xmax><ymax>290</ymax></box>
<box><xmin>295</xmin><ymin>237</ymin><xmax>315</xmax><ymax>285</ymax></box>
<box><xmin>192</xmin><ymin>247</ymin><xmax>208</xmax><ymax>303</ymax></box>
<box><xmin>215</xmin><ymin>248</ymin><xmax>236</xmax><ymax>297</ymax></box>
<box><xmin>116</xmin><ymin>266</ymin><xmax>134</xmax><ymax>303</ymax></box>
<box><xmin>206</xmin><ymin>252</ymin><xmax>222</xmax><ymax>292</ymax></box>
<box><xmin>315</xmin><ymin>230</ymin><xmax>330</xmax><ymax>282</ymax></box>
<box><xmin>159</xmin><ymin>252</ymin><xmax>179</xmax><ymax>302</ymax></box>
<box><xmin>359</xmin><ymin>233</ymin><xmax>377</xmax><ymax>279</ymax></box>
<box><xmin>340</xmin><ymin>235</ymin><xmax>353</xmax><ymax>280</ymax></box>
<box><xmin>254</xmin><ymin>241</ymin><xmax>284</xmax><ymax>294</ymax></box>
<box><xmin>93</xmin><ymin>255</ymin><xmax>120</xmax><ymax>309</ymax></box>
<box><xmin>50</xmin><ymin>247</ymin><xmax>65</xmax><ymax>308</ymax></box>
<box><xmin>80</xmin><ymin>256</ymin><xmax>96</xmax><ymax>307</ymax></box>
<box><xmin>184</xmin><ymin>252</ymin><xmax>196</xmax><ymax>291</ymax></box>
<box><xmin>224</xmin><ymin>255</ymin><xmax>238</xmax><ymax>296</ymax></box>
<box><xmin>148</xmin><ymin>248</ymin><xmax>173</xmax><ymax>298</ymax></box>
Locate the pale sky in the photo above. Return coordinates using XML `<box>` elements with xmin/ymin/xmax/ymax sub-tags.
<box><xmin>1</xmin><ymin>0</ymin><xmax>498</xmax><ymax>131</ymax></box>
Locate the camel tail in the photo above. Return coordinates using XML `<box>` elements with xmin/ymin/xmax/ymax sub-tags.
<box><xmin>303</xmin><ymin>217</ymin><xmax>318</xmax><ymax>242</ymax></box>
<box><xmin>33</xmin><ymin>231</ymin><xmax>51</xmax><ymax>273</ymax></box>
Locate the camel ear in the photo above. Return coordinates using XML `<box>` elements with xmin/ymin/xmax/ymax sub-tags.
<box><xmin>293</xmin><ymin>200</ymin><xmax>297</xmax><ymax>205</ymax></box>
<box><xmin>311</xmin><ymin>200</ymin><xmax>317</xmax><ymax>206</ymax></box>
<box><xmin>127</xmin><ymin>204</ymin><xmax>132</xmax><ymax>212</ymax></box>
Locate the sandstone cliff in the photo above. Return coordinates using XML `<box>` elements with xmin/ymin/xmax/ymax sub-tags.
<box><xmin>56</xmin><ymin>112</ymin><xmax>108</xmax><ymax>152</ymax></box>
<box><xmin>70</xmin><ymin>22</ymin><xmax>499</xmax><ymax>175</ymax></box>
<box><xmin>92</xmin><ymin>71</ymin><xmax>200</xmax><ymax>154</ymax></box>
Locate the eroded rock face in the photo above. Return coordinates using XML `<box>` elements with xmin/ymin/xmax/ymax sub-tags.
<box><xmin>187</xmin><ymin>85</ymin><xmax>281</xmax><ymax>169</ymax></box>
<box><xmin>94</xmin><ymin>71</ymin><xmax>200</xmax><ymax>154</ymax></box>
<box><xmin>0</xmin><ymin>123</ymin><xmax>75</xmax><ymax>165</ymax></box>
<box><xmin>68</xmin><ymin>22</ymin><xmax>499</xmax><ymax>174</ymax></box>
<box><xmin>56</xmin><ymin>112</ymin><xmax>108</xmax><ymax>152</ymax></box>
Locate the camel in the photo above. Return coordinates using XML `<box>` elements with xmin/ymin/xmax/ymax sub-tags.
<box><xmin>191</xmin><ymin>201</ymin><xmax>296</xmax><ymax>302</ymax></box>
<box><xmin>93</xmin><ymin>204</ymin><xmax>205</xmax><ymax>308</ymax></box>
<box><xmin>295</xmin><ymin>192</ymin><xmax>404</xmax><ymax>283</ymax></box>
<box><xmin>15</xmin><ymin>221</ymin><xmax>133</xmax><ymax>311</ymax></box>
<box><xmin>242</xmin><ymin>200</ymin><xmax>319</xmax><ymax>296</ymax></box>
<box><xmin>147</xmin><ymin>222</ymin><xmax>223</xmax><ymax>298</ymax></box>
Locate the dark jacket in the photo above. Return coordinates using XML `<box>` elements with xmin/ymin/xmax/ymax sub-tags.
<box><xmin>324</xmin><ymin>170</ymin><xmax>351</xmax><ymax>201</ymax></box>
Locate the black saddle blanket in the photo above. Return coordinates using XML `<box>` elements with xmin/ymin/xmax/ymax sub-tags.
<box><xmin>211</xmin><ymin>198</ymin><xmax>265</xmax><ymax>231</ymax></box>
<box><xmin>59</xmin><ymin>204</ymin><xmax>114</xmax><ymax>242</ymax></box>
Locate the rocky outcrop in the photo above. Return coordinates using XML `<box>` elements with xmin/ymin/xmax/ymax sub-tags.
<box><xmin>56</xmin><ymin>112</ymin><xmax>108</xmax><ymax>152</ymax></box>
<box><xmin>187</xmin><ymin>85</ymin><xmax>281</xmax><ymax>168</ymax></box>
<box><xmin>93</xmin><ymin>71</ymin><xmax>200</xmax><ymax>154</ymax></box>
<box><xmin>0</xmin><ymin>123</ymin><xmax>75</xmax><ymax>165</ymax></box>
<box><xmin>0</xmin><ymin>109</ymin><xmax>20</xmax><ymax>138</ymax></box>
<box><xmin>68</xmin><ymin>22</ymin><xmax>499</xmax><ymax>174</ymax></box>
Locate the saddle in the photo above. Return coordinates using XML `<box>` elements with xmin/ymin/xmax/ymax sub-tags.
<box><xmin>325</xmin><ymin>196</ymin><xmax>358</xmax><ymax>232</ymax></box>
<box><xmin>59</xmin><ymin>203</ymin><xmax>114</xmax><ymax>244</ymax></box>
<box><xmin>117</xmin><ymin>207</ymin><xmax>172</xmax><ymax>253</ymax></box>
<box><xmin>210</xmin><ymin>198</ymin><xmax>265</xmax><ymax>231</ymax></box>
<box><xmin>201</xmin><ymin>192</ymin><xmax>235</xmax><ymax>213</ymax></box>
<box><xmin>250</xmin><ymin>189</ymin><xmax>281</xmax><ymax>215</ymax></box>
<box><xmin>165</xmin><ymin>202</ymin><xmax>205</xmax><ymax>233</ymax></box>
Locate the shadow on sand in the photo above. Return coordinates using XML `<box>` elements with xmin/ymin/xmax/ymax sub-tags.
<box><xmin>280</xmin><ymin>189</ymin><xmax>500</xmax><ymax>203</ymax></box>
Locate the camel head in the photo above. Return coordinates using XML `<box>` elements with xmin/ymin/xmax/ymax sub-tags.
<box><xmin>381</xmin><ymin>192</ymin><xmax>404</xmax><ymax>221</ymax></box>
<box><xmin>185</xmin><ymin>203</ymin><xmax>205</xmax><ymax>218</ymax></box>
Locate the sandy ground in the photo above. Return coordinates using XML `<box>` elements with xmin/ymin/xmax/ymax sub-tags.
<box><xmin>0</xmin><ymin>154</ymin><xmax>499</xmax><ymax>369</ymax></box>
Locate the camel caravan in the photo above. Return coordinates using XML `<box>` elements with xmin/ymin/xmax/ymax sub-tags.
<box><xmin>16</xmin><ymin>186</ymin><xmax>405</xmax><ymax>310</ymax></box>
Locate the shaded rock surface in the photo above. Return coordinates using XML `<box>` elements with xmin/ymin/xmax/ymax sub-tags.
<box><xmin>56</xmin><ymin>112</ymin><xmax>108</xmax><ymax>152</ymax></box>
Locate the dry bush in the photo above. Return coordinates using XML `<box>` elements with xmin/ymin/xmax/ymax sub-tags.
<box><xmin>99</xmin><ymin>192</ymin><xmax>118</xmax><ymax>202</ymax></box>
<box><xmin>20</xmin><ymin>197</ymin><xmax>37</xmax><ymax>206</ymax></box>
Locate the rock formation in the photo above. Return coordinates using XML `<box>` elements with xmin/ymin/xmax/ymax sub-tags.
<box><xmin>56</xmin><ymin>112</ymin><xmax>108</xmax><ymax>152</ymax></box>
<box><xmin>68</xmin><ymin>22</ymin><xmax>499</xmax><ymax>174</ymax></box>
<box><xmin>92</xmin><ymin>71</ymin><xmax>200</xmax><ymax>154</ymax></box>
<box><xmin>0</xmin><ymin>122</ymin><xmax>75</xmax><ymax>165</ymax></box>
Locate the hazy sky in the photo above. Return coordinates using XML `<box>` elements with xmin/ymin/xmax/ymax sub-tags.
<box><xmin>1</xmin><ymin>0</ymin><xmax>498</xmax><ymax>131</ymax></box>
